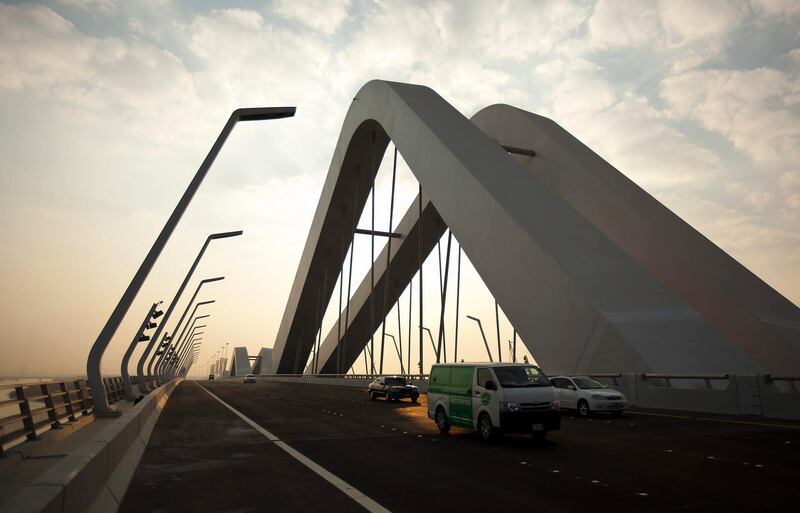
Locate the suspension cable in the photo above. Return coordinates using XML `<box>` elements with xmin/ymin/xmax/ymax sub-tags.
<box><xmin>379</xmin><ymin>146</ymin><xmax>398</xmax><ymax>373</ymax></box>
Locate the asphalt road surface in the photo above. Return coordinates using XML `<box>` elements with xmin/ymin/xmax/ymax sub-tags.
<box><xmin>120</xmin><ymin>379</ymin><xmax>799</xmax><ymax>513</ymax></box>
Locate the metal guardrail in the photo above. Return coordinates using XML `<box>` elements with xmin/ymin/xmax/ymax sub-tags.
<box><xmin>0</xmin><ymin>376</ymin><xmax>136</xmax><ymax>455</ymax></box>
<box><xmin>244</xmin><ymin>373</ymin><xmax>430</xmax><ymax>381</ymax></box>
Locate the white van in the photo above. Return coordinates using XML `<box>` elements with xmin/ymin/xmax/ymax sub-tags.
<box><xmin>427</xmin><ymin>363</ymin><xmax>560</xmax><ymax>441</ymax></box>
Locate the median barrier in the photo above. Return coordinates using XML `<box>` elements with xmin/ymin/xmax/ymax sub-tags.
<box><xmin>5</xmin><ymin>378</ymin><xmax>182</xmax><ymax>513</ymax></box>
<box><xmin>245</xmin><ymin>373</ymin><xmax>799</xmax><ymax>420</ymax></box>
<box><xmin>589</xmin><ymin>373</ymin><xmax>800</xmax><ymax>420</ymax></box>
<box><xmin>228</xmin><ymin>374</ymin><xmax>430</xmax><ymax>393</ymax></box>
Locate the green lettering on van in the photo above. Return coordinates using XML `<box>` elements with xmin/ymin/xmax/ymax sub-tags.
<box><xmin>430</xmin><ymin>365</ymin><xmax>475</xmax><ymax>427</ymax></box>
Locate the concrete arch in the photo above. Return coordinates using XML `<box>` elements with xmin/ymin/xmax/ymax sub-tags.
<box><xmin>252</xmin><ymin>348</ymin><xmax>274</xmax><ymax>375</ymax></box>
<box><xmin>229</xmin><ymin>347</ymin><xmax>252</xmax><ymax>377</ymax></box>
<box><xmin>273</xmin><ymin>80</ymin><xmax>793</xmax><ymax>376</ymax></box>
<box><xmin>470</xmin><ymin>104</ymin><xmax>800</xmax><ymax>374</ymax></box>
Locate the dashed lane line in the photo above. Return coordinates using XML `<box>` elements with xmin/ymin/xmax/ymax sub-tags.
<box><xmin>627</xmin><ymin>410</ymin><xmax>800</xmax><ymax>430</ymax></box>
<box><xmin>198</xmin><ymin>382</ymin><xmax>392</xmax><ymax>513</ymax></box>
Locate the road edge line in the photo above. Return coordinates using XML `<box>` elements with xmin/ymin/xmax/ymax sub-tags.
<box><xmin>197</xmin><ymin>382</ymin><xmax>392</xmax><ymax>513</ymax></box>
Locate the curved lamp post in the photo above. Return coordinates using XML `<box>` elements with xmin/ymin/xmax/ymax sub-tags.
<box><xmin>138</xmin><ymin>231</ymin><xmax>239</xmax><ymax>388</ymax></box>
<box><xmin>139</xmin><ymin>280</ymin><xmax>220</xmax><ymax>392</ymax></box>
<box><xmin>165</xmin><ymin>323</ymin><xmax>207</xmax><ymax>379</ymax></box>
<box><xmin>156</xmin><ymin>307</ymin><xmax>212</xmax><ymax>382</ymax></box>
<box><xmin>150</xmin><ymin>295</ymin><xmax>216</xmax><ymax>386</ymax></box>
<box><xmin>120</xmin><ymin>301</ymin><xmax>162</xmax><ymax>401</ymax></box>
<box><xmin>86</xmin><ymin>106</ymin><xmax>294</xmax><ymax>415</ymax></box>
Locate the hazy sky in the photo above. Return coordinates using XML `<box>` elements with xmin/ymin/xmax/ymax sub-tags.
<box><xmin>1</xmin><ymin>0</ymin><xmax>798</xmax><ymax>378</ymax></box>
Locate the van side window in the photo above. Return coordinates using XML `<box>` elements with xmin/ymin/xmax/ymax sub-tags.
<box><xmin>476</xmin><ymin>368</ymin><xmax>493</xmax><ymax>388</ymax></box>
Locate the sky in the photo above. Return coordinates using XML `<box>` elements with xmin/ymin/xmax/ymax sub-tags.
<box><xmin>0</xmin><ymin>0</ymin><xmax>798</xmax><ymax>378</ymax></box>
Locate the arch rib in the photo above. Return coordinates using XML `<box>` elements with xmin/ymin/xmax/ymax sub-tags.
<box><xmin>274</xmin><ymin>80</ymin><xmax>788</xmax><ymax>376</ymax></box>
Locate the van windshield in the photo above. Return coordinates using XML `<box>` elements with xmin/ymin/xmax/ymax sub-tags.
<box><xmin>493</xmin><ymin>366</ymin><xmax>551</xmax><ymax>388</ymax></box>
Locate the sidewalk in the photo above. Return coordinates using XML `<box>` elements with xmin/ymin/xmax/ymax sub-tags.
<box><xmin>0</xmin><ymin>400</ymin><xmax>134</xmax><ymax>507</ymax></box>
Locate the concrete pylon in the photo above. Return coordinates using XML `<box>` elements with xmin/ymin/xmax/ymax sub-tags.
<box><xmin>229</xmin><ymin>347</ymin><xmax>252</xmax><ymax>377</ymax></box>
<box><xmin>252</xmin><ymin>348</ymin><xmax>274</xmax><ymax>375</ymax></box>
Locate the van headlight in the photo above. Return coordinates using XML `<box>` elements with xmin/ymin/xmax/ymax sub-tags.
<box><xmin>500</xmin><ymin>402</ymin><xmax>520</xmax><ymax>412</ymax></box>
<box><xmin>550</xmin><ymin>400</ymin><xmax>560</xmax><ymax>411</ymax></box>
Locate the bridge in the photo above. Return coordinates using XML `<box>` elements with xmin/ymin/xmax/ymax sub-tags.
<box><xmin>2</xmin><ymin>80</ymin><xmax>799</xmax><ymax>512</ymax></box>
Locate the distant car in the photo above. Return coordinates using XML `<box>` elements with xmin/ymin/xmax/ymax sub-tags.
<box><xmin>243</xmin><ymin>374</ymin><xmax>256</xmax><ymax>384</ymax></box>
<box><xmin>208</xmin><ymin>374</ymin><xmax>215</xmax><ymax>380</ymax></box>
<box><xmin>368</xmin><ymin>376</ymin><xmax>419</xmax><ymax>402</ymax></box>
<box><xmin>550</xmin><ymin>376</ymin><xmax>628</xmax><ymax>417</ymax></box>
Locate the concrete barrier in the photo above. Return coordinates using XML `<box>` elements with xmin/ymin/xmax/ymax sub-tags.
<box><xmin>231</xmin><ymin>375</ymin><xmax>430</xmax><ymax>392</ymax></box>
<box><xmin>588</xmin><ymin>373</ymin><xmax>800</xmax><ymax>420</ymax></box>
<box><xmin>247</xmin><ymin>373</ymin><xmax>800</xmax><ymax>421</ymax></box>
<box><xmin>5</xmin><ymin>379</ymin><xmax>182</xmax><ymax>513</ymax></box>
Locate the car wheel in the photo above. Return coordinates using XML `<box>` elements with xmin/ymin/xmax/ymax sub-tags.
<box><xmin>532</xmin><ymin>430</ymin><xmax>548</xmax><ymax>442</ymax></box>
<box><xmin>370</xmin><ymin>391</ymin><xmax>377</xmax><ymax>400</ymax></box>
<box><xmin>577</xmin><ymin>399</ymin><xmax>591</xmax><ymax>417</ymax></box>
<box><xmin>435</xmin><ymin>407</ymin><xmax>450</xmax><ymax>434</ymax></box>
<box><xmin>411</xmin><ymin>395</ymin><xmax>419</xmax><ymax>403</ymax></box>
<box><xmin>478</xmin><ymin>413</ymin><xmax>496</xmax><ymax>442</ymax></box>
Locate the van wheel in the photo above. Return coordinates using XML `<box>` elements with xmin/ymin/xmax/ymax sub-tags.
<box><xmin>478</xmin><ymin>413</ymin><xmax>496</xmax><ymax>442</ymax></box>
<box><xmin>577</xmin><ymin>399</ymin><xmax>591</xmax><ymax>417</ymax></box>
<box><xmin>435</xmin><ymin>407</ymin><xmax>450</xmax><ymax>434</ymax></box>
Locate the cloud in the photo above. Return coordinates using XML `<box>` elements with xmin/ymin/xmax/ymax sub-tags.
<box><xmin>57</xmin><ymin>0</ymin><xmax>118</xmax><ymax>15</ymax></box>
<box><xmin>0</xmin><ymin>4</ymin><xmax>98</xmax><ymax>91</ymax></box>
<box><xmin>659</xmin><ymin>0</ymin><xmax>746</xmax><ymax>46</ymax></box>
<box><xmin>588</xmin><ymin>0</ymin><xmax>660</xmax><ymax>49</ymax></box>
<box><xmin>661</xmin><ymin>68</ymin><xmax>800</xmax><ymax>162</ymax></box>
<box><xmin>271</xmin><ymin>0</ymin><xmax>351</xmax><ymax>36</ymax></box>
<box><xmin>750</xmin><ymin>0</ymin><xmax>800</xmax><ymax>17</ymax></box>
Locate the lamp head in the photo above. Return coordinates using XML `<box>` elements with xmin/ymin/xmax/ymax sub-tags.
<box><xmin>209</xmin><ymin>230</ymin><xmax>244</xmax><ymax>240</ymax></box>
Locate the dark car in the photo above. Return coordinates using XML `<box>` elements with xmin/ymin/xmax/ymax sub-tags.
<box><xmin>368</xmin><ymin>376</ymin><xmax>419</xmax><ymax>402</ymax></box>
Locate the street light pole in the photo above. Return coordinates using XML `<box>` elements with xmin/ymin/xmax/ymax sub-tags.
<box><xmin>467</xmin><ymin>315</ymin><xmax>494</xmax><ymax>362</ymax></box>
<box><xmin>156</xmin><ymin>305</ymin><xmax>212</xmax><ymax>382</ymax></box>
<box><xmin>178</xmin><ymin>339</ymin><xmax>203</xmax><ymax>377</ymax></box>
<box><xmin>146</xmin><ymin>281</ymin><xmax>220</xmax><ymax>388</ymax></box>
<box><xmin>120</xmin><ymin>301</ymin><xmax>161</xmax><ymax>401</ymax></box>
<box><xmin>148</xmin><ymin>230</ymin><xmax>240</xmax><ymax>384</ymax></box>
<box><xmin>166</xmin><ymin>324</ymin><xmax>206</xmax><ymax>379</ymax></box>
<box><xmin>86</xmin><ymin>107</ymin><xmax>293</xmax><ymax>415</ymax></box>
<box><xmin>419</xmin><ymin>326</ymin><xmax>438</xmax><ymax>355</ymax></box>
<box><xmin>384</xmin><ymin>334</ymin><xmax>405</xmax><ymax>374</ymax></box>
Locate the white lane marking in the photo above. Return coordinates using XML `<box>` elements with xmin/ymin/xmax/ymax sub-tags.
<box><xmin>198</xmin><ymin>382</ymin><xmax>391</xmax><ymax>513</ymax></box>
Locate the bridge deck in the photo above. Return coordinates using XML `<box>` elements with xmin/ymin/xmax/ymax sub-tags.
<box><xmin>121</xmin><ymin>380</ymin><xmax>798</xmax><ymax>513</ymax></box>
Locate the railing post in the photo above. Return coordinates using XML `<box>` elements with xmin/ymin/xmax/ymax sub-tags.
<box><xmin>40</xmin><ymin>384</ymin><xmax>60</xmax><ymax>430</ymax></box>
<box><xmin>60</xmin><ymin>382</ymin><xmax>76</xmax><ymax>422</ymax></box>
<box><xmin>74</xmin><ymin>380</ymin><xmax>89</xmax><ymax>415</ymax></box>
<box><xmin>15</xmin><ymin>385</ymin><xmax>37</xmax><ymax>441</ymax></box>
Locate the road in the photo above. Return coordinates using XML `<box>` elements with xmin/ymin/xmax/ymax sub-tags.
<box><xmin>120</xmin><ymin>379</ymin><xmax>799</xmax><ymax>513</ymax></box>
